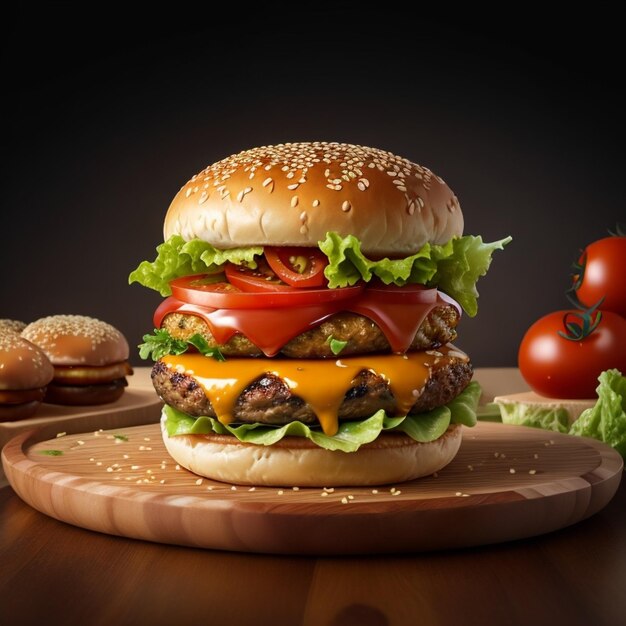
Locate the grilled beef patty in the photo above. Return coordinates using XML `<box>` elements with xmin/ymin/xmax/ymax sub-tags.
<box><xmin>152</xmin><ymin>355</ymin><xmax>473</xmax><ymax>425</ymax></box>
<box><xmin>162</xmin><ymin>305</ymin><xmax>459</xmax><ymax>358</ymax></box>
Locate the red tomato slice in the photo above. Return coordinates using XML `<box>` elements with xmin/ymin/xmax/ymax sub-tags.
<box><xmin>224</xmin><ymin>260</ymin><xmax>295</xmax><ymax>292</ymax></box>
<box><xmin>264</xmin><ymin>247</ymin><xmax>328</xmax><ymax>288</ymax></box>
<box><xmin>170</xmin><ymin>274</ymin><xmax>363</xmax><ymax>309</ymax></box>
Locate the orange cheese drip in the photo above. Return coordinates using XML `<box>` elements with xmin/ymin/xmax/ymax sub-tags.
<box><xmin>161</xmin><ymin>345</ymin><xmax>466</xmax><ymax>436</ymax></box>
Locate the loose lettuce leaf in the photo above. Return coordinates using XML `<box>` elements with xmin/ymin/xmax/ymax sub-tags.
<box><xmin>497</xmin><ymin>402</ymin><xmax>570</xmax><ymax>434</ymax></box>
<box><xmin>477</xmin><ymin>402</ymin><xmax>504</xmax><ymax>422</ymax></box>
<box><xmin>569</xmin><ymin>369</ymin><xmax>626</xmax><ymax>458</ymax></box>
<box><xmin>129</xmin><ymin>235</ymin><xmax>263</xmax><ymax>296</ymax></box>
<box><xmin>319</xmin><ymin>232</ymin><xmax>511</xmax><ymax>316</ymax></box>
<box><xmin>164</xmin><ymin>381</ymin><xmax>481</xmax><ymax>453</ymax></box>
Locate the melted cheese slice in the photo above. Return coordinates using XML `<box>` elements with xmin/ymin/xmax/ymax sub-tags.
<box><xmin>161</xmin><ymin>345</ymin><xmax>467</xmax><ymax>436</ymax></box>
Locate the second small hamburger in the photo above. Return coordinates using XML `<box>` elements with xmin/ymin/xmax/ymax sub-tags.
<box><xmin>22</xmin><ymin>315</ymin><xmax>133</xmax><ymax>405</ymax></box>
<box><xmin>131</xmin><ymin>142</ymin><xmax>510</xmax><ymax>486</ymax></box>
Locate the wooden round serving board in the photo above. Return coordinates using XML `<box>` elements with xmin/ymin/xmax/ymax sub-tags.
<box><xmin>2</xmin><ymin>422</ymin><xmax>622</xmax><ymax>555</ymax></box>
<box><xmin>0</xmin><ymin>389</ymin><xmax>163</xmax><ymax>485</ymax></box>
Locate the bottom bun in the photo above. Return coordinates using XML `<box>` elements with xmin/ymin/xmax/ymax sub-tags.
<box><xmin>160</xmin><ymin>414</ymin><xmax>462</xmax><ymax>487</ymax></box>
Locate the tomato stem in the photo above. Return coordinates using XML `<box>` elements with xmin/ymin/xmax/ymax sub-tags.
<box><xmin>557</xmin><ymin>294</ymin><xmax>605</xmax><ymax>342</ymax></box>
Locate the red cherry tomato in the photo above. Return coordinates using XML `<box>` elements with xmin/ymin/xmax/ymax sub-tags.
<box><xmin>575</xmin><ymin>236</ymin><xmax>626</xmax><ymax>318</ymax></box>
<box><xmin>264</xmin><ymin>247</ymin><xmax>328</xmax><ymax>288</ymax></box>
<box><xmin>518</xmin><ymin>309</ymin><xmax>626</xmax><ymax>398</ymax></box>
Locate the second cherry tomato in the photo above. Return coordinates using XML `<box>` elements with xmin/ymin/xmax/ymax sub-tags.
<box><xmin>575</xmin><ymin>236</ymin><xmax>626</xmax><ymax>318</ymax></box>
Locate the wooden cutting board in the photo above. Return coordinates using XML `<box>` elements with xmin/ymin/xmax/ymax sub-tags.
<box><xmin>2</xmin><ymin>421</ymin><xmax>622</xmax><ymax>555</ymax></box>
<box><xmin>0</xmin><ymin>387</ymin><xmax>162</xmax><ymax>484</ymax></box>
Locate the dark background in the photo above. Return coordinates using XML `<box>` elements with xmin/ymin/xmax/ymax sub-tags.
<box><xmin>2</xmin><ymin>5</ymin><xmax>624</xmax><ymax>366</ymax></box>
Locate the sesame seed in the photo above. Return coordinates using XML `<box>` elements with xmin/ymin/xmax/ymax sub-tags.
<box><xmin>287</xmin><ymin>183</ymin><xmax>299</xmax><ymax>190</ymax></box>
<box><xmin>509</xmin><ymin>468</ymin><xmax>516</xmax><ymax>474</ymax></box>
<box><xmin>529</xmin><ymin>470</ymin><xmax>537</xmax><ymax>475</ymax></box>
<box><xmin>312</xmin><ymin>199</ymin><xmax>320</xmax><ymax>207</ymax></box>
<box><xmin>341</xmin><ymin>201</ymin><xmax>352</xmax><ymax>212</ymax></box>
<box><xmin>291</xmin><ymin>196</ymin><xmax>299</xmax><ymax>207</ymax></box>
<box><xmin>262</xmin><ymin>177</ymin><xmax>273</xmax><ymax>187</ymax></box>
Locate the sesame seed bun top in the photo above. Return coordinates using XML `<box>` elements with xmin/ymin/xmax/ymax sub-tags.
<box><xmin>0</xmin><ymin>333</ymin><xmax>54</xmax><ymax>390</ymax></box>
<box><xmin>164</xmin><ymin>142</ymin><xmax>464</xmax><ymax>255</ymax></box>
<box><xmin>0</xmin><ymin>319</ymin><xmax>27</xmax><ymax>335</ymax></box>
<box><xmin>22</xmin><ymin>315</ymin><xmax>129</xmax><ymax>367</ymax></box>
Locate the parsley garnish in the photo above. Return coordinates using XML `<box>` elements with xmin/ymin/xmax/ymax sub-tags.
<box><xmin>138</xmin><ymin>329</ymin><xmax>225</xmax><ymax>361</ymax></box>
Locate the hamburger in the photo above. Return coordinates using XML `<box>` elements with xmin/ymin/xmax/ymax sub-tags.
<box><xmin>130</xmin><ymin>142</ymin><xmax>510</xmax><ymax>486</ymax></box>
<box><xmin>22</xmin><ymin>315</ymin><xmax>133</xmax><ymax>405</ymax></box>
<box><xmin>0</xmin><ymin>332</ymin><xmax>54</xmax><ymax>420</ymax></box>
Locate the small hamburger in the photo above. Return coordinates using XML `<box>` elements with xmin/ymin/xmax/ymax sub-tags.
<box><xmin>130</xmin><ymin>142</ymin><xmax>509</xmax><ymax>486</ymax></box>
<box><xmin>22</xmin><ymin>315</ymin><xmax>133</xmax><ymax>405</ymax></box>
<box><xmin>0</xmin><ymin>333</ymin><xmax>54</xmax><ymax>421</ymax></box>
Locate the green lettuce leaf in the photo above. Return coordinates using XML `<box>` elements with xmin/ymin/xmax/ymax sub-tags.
<box><xmin>429</xmin><ymin>235</ymin><xmax>512</xmax><ymax>317</ymax></box>
<box><xmin>129</xmin><ymin>235</ymin><xmax>263</xmax><ymax>296</ymax></box>
<box><xmin>129</xmin><ymin>232</ymin><xmax>510</xmax><ymax>316</ymax></box>
<box><xmin>569</xmin><ymin>369</ymin><xmax>626</xmax><ymax>458</ymax></box>
<box><xmin>319</xmin><ymin>232</ymin><xmax>511</xmax><ymax>316</ymax></box>
<box><xmin>164</xmin><ymin>381</ymin><xmax>481</xmax><ymax>453</ymax></box>
<box><xmin>497</xmin><ymin>402</ymin><xmax>570</xmax><ymax>434</ymax></box>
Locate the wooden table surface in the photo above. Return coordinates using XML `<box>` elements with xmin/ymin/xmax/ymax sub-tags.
<box><xmin>1</xmin><ymin>368</ymin><xmax>625</xmax><ymax>626</ymax></box>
